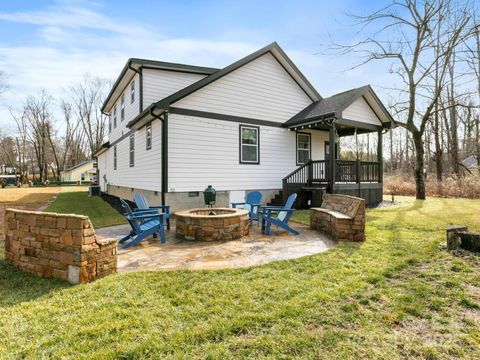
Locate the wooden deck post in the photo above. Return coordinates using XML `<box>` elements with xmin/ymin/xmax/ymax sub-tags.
<box><xmin>377</xmin><ymin>130</ymin><xmax>383</xmax><ymax>183</ymax></box>
<box><xmin>328</xmin><ymin>123</ymin><xmax>336</xmax><ymax>193</ymax></box>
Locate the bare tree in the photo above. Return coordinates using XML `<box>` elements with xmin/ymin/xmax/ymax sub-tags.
<box><xmin>70</xmin><ymin>75</ymin><xmax>109</xmax><ymax>157</ymax></box>
<box><xmin>22</xmin><ymin>90</ymin><xmax>54</xmax><ymax>181</ymax></box>
<box><xmin>332</xmin><ymin>0</ymin><xmax>474</xmax><ymax>199</ymax></box>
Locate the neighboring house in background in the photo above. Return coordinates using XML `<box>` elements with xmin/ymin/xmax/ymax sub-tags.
<box><xmin>61</xmin><ymin>160</ymin><xmax>97</xmax><ymax>182</ymax></box>
<box><xmin>95</xmin><ymin>42</ymin><xmax>394</xmax><ymax>212</ymax></box>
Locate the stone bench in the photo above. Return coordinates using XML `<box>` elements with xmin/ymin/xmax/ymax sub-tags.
<box><xmin>4</xmin><ymin>209</ymin><xmax>117</xmax><ymax>284</ymax></box>
<box><xmin>310</xmin><ymin>194</ymin><xmax>365</xmax><ymax>242</ymax></box>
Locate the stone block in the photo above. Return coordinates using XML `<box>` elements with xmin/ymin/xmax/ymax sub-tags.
<box><xmin>53</xmin><ymin>268</ymin><xmax>68</xmax><ymax>281</ymax></box>
<box><xmin>67</xmin><ymin>217</ymin><xmax>84</xmax><ymax>229</ymax></box>
<box><xmin>67</xmin><ymin>265</ymin><xmax>81</xmax><ymax>285</ymax></box>
<box><xmin>57</xmin><ymin>217</ymin><xmax>67</xmax><ymax>229</ymax></box>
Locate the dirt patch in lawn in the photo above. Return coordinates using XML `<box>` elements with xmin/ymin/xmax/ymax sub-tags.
<box><xmin>0</xmin><ymin>187</ymin><xmax>63</xmax><ymax>246</ymax></box>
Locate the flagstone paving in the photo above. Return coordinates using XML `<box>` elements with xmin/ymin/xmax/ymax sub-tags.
<box><xmin>96</xmin><ymin>221</ymin><xmax>337</xmax><ymax>272</ymax></box>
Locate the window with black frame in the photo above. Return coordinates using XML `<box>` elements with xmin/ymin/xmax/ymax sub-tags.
<box><xmin>296</xmin><ymin>132</ymin><xmax>311</xmax><ymax>165</ymax></box>
<box><xmin>239</xmin><ymin>125</ymin><xmax>259</xmax><ymax>164</ymax></box>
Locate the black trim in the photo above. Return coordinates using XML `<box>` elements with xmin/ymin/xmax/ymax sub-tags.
<box><xmin>169</xmin><ymin>107</ymin><xmax>283</xmax><ymax>128</ymax></box>
<box><xmin>161</xmin><ymin>112</ymin><xmax>168</xmax><ymax>205</ymax></box>
<box><xmin>139</xmin><ymin>67</ymin><xmax>143</xmax><ymax>112</ymax></box>
<box><xmin>131</xmin><ymin>80</ymin><xmax>135</xmax><ymax>104</ymax></box>
<box><xmin>296</xmin><ymin>132</ymin><xmax>311</xmax><ymax>165</ymax></box>
<box><xmin>145</xmin><ymin>123</ymin><xmax>152</xmax><ymax>150</ymax></box>
<box><xmin>129</xmin><ymin>134</ymin><xmax>135</xmax><ymax>167</ymax></box>
<box><xmin>127</xmin><ymin>42</ymin><xmax>321</xmax><ymax>128</ymax></box>
<box><xmin>101</xmin><ymin>59</ymin><xmax>218</xmax><ymax>112</ymax></box>
<box><xmin>239</xmin><ymin>124</ymin><xmax>260</xmax><ymax>165</ymax></box>
<box><xmin>113</xmin><ymin>145</ymin><xmax>117</xmax><ymax>171</ymax></box>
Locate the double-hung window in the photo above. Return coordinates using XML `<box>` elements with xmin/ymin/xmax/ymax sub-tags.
<box><xmin>146</xmin><ymin>124</ymin><xmax>152</xmax><ymax>150</ymax></box>
<box><xmin>121</xmin><ymin>94</ymin><xmax>125</xmax><ymax>121</ymax></box>
<box><xmin>239</xmin><ymin>125</ymin><xmax>259</xmax><ymax>164</ymax></box>
<box><xmin>113</xmin><ymin>105</ymin><xmax>117</xmax><ymax>129</ymax></box>
<box><xmin>113</xmin><ymin>145</ymin><xmax>117</xmax><ymax>170</ymax></box>
<box><xmin>131</xmin><ymin>81</ymin><xmax>135</xmax><ymax>104</ymax></box>
<box><xmin>296</xmin><ymin>132</ymin><xmax>311</xmax><ymax>165</ymax></box>
<box><xmin>129</xmin><ymin>134</ymin><xmax>135</xmax><ymax>167</ymax></box>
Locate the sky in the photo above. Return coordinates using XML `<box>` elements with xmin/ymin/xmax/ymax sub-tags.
<box><xmin>0</xmin><ymin>0</ymin><xmax>396</xmax><ymax>133</ymax></box>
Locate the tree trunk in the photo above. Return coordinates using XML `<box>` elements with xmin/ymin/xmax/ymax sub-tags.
<box><xmin>412</xmin><ymin>130</ymin><xmax>426</xmax><ymax>200</ymax></box>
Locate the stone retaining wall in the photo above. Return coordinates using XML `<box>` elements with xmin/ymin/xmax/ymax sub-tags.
<box><xmin>310</xmin><ymin>194</ymin><xmax>365</xmax><ymax>242</ymax></box>
<box><xmin>4</xmin><ymin>209</ymin><xmax>117</xmax><ymax>284</ymax></box>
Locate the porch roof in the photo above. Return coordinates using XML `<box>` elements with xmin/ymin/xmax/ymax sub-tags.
<box><xmin>284</xmin><ymin>85</ymin><xmax>395</xmax><ymax>133</ymax></box>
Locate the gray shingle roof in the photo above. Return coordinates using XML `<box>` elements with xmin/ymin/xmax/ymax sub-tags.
<box><xmin>284</xmin><ymin>86</ymin><xmax>370</xmax><ymax>127</ymax></box>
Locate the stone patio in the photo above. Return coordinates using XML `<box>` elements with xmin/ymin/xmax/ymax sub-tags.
<box><xmin>96</xmin><ymin>221</ymin><xmax>336</xmax><ymax>272</ymax></box>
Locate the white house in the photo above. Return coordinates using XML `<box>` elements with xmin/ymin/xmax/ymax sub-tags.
<box><xmin>61</xmin><ymin>160</ymin><xmax>97</xmax><ymax>182</ymax></box>
<box><xmin>95</xmin><ymin>42</ymin><xmax>394</xmax><ymax>212</ymax></box>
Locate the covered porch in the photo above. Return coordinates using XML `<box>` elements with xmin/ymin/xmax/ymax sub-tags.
<box><xmin>281</xmin><ymin>85</ymin><xmax>394</xmax><ymax>207</ymax></box>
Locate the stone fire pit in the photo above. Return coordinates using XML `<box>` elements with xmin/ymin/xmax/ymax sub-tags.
<box><xmin>175</xmin><ymin>208</ymin><xmax>249</xmax><ymax>241</ymax></box>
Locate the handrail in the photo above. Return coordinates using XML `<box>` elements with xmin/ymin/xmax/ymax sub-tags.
<box><xmin>282</xmin><ymin>160</ymin><xmax>312</xmax><ymax>182</ymax></box>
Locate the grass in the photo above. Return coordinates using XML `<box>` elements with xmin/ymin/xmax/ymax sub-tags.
<box><xmin>1</xmin><ymin>196</ymin><xmax>480</xmax><ymax>358</ymax></box>
<box><xmin>45</xmin><ymin>188</ymin><xmax>126</xmax><ymax>228</ymax></box>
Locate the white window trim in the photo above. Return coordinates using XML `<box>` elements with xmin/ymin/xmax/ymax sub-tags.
<box><xmin>239</xmin><ymin>125</ymin><xmax>260</xmax><ymax>164</ymax></box>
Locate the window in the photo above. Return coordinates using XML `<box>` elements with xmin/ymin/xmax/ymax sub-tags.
<box><xmin>129</xmin><ymin>134</ymin><xmax>135</xmax><ymax>167</ymax></box>
<box><xmin>146</xmin><ymin>124</ymin><xmax>152</xmax><ymax>150</ymax></box>
<box><xmin>239</xmin><ymin>125</ymin><xmax>259</xmax><ymax>164</ymax></box>
<box><xmin>113</xmin><ymin>105</ymin><xmax>117</xmax><ymax>128</ymax></box>
<box><xmin>109</xmin><ymin>117</ymin><xmax>112</xmax><ymax>133</ymax></box>
<box><xmin>131</xmin><ymin>81</ymin><xmax>135</xmax><ymax>104</ymax></box>
<box><xmin>113</xmin><ymin>145</ymin><xmax>117</xmax><ymax>170</ymax></box>
<box><xmin>296</xmin><ymin>132</ymin><xmax>311</xmax><ymax>165</ymax></box>
<box><xmin>121</xmin><ymin>94</ymin><xmax>125</xmax><ymax>121</ymax></box>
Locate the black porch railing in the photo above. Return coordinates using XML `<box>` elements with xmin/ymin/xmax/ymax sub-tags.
<box><xmin>282</xmin><ymin>159</ymin><xmax>381</xmax><ymax>202</ymax></box>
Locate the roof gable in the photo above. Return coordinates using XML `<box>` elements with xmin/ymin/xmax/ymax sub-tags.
<box><xmin>284</xmin><ymin>85</ymin><xmax>394</xmax><ymax>129</ymax></box>
<box><xmin>101</xmin><ymin>59</ymin><xmax>219</xmax><ymax>113</ymax></box>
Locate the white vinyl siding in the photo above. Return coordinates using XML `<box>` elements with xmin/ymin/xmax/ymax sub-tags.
<box><xmin>103</xmin><ymin>119</ymin><xmax>162</xmax><ymax>192</ymax></box>
<box><xmin>173</xmin><ymin>53</ymin><xmax>312</xmax><ymax>123</ymax></box>
<box><xmin>142</xmin><ymin>69</ymin><xmax>206</xmax><ymax>106</ymax></box>
<box><xmin>342</xmin><ymin>97</ymin><xmax>382</xmax><ymax>126</ymax></box>
<box><xmin>108</xmin><ymin>73</ymin><xmax>140</xmax><ymax>143</ymax></box>
<box><xmin>168</xmin><ymin>113</ymin><xmax>328</xmax><ymax>192</ymax></box>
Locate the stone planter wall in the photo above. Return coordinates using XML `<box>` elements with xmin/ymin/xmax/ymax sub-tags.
<box><xmin>310</xmin><ymin>194</ymin><xmax>365</xmax><ymax>242</ymax></box>
<box><xmin>4</xmin><ymin>209</ymin><xmax>117</xmax><ymax>284</ymax></box>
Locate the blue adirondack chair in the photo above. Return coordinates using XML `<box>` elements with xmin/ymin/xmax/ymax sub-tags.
<box><xmin>231</xmin><ymin>191</ymin><xmax>262</xmax><ymax>225</ymax></box>
<box><xmin>261</xmin><ymin>193</ymin><xmax>299</xmax><ymax>235</ymax></box>
<box><xmin>133</xmin><ymin>193</ymin><xmax>171</xmax><ymax>230</ymax></box>
<box><xmin>119</xmin><ymin>198</ymin><xmax>166</xmax><ymax>248</ymax></box>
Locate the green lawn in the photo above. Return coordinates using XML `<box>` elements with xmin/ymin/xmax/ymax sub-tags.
<box><xmin>1</xmin><ymin>197</ymin><xmax>480</xmax><ymax>358</ymax></box>
<box><xmin>45</xmin><ymin>189</ymin><xmax>126</xmax><ymax>228</ymax></box>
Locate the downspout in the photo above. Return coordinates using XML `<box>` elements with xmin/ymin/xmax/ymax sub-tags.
<box><xmin>149</xmin><ymin>107</ymin><xmax>168</xmax><ymax>206</ymax></box>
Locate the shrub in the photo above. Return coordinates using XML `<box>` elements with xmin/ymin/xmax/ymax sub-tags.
<box><xmin>385</xmin><ymin>173</ymin><xmax>480</xmax><ymax>198</ymax></box>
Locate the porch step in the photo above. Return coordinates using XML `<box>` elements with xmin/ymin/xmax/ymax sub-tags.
<box><xmin>267</xmin><ymin>190</ymin><xmax>284</xmax><ymax>206</ymax></box>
